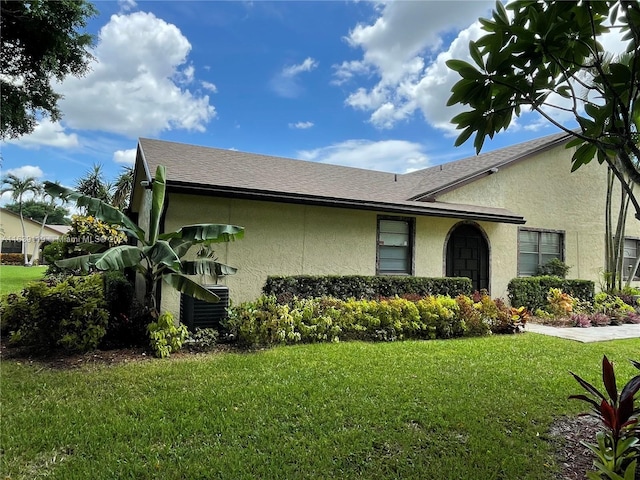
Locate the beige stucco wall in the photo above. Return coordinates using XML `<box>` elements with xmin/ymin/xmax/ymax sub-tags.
<box><xmin>161</xmin><ymin>195</ymin><xmax>385</xmax><ymax>316</ymax></box>
<box><xmin>149</xmin><ymin>142</ymin><xmax>640</xmax><ymax>320</ymax></box>
<box><xmin>438</xmin><ymin>143</ymin><xmax>640</xmax><ymax>297</ymax></box>
<box><xmin>0</xmin><ymin>209</ymin><xmax>64</xmax><ymax>261</ymax></box>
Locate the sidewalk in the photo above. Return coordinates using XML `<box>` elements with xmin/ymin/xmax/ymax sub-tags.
<box><xmin>526</xmin><ymin>322</ymin><xmax>640</xmax><ymax>343</ymax></box>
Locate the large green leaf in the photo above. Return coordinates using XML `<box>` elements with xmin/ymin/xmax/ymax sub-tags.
<box><xmin>181</xmin><ymin>259</ymin><xmax>238</xmax><ymax>277</ymax></box>
<box><xmin>163</xmin><ymin>273</ymin><xmax>220</xmax><ymax>303</ymax></box>
<box><xmin>161</xmin><ymin>224</ymin><xmax>245</xmax><ymax>244</ymax></box>
<box><xmin>168</xmin><ymin>238</ymin><xmax>196</xmax><ymax>259</ymax></box>
<box><xmin>147</xmin><ymin>165</ymin><xmax>166</xmax><ymax>245</ymax></box>
<box><xmin>55</xmin><ymin>253</ymin><xmax>104</xmax><ymax>273</ymax></box>
<box><xmin>94</xmin><ymin>245</ymin><xmax>145</xmax><ymax>271</ymax></box>
<box><xmin>44</xmin><ymin>182</ymin><xmax>144</xmax><ymax>240</ymax></box>
<box><xmin>143</xmin><ymin>241</ymin><xmax>181</xmax><ymax>270</ymax></box>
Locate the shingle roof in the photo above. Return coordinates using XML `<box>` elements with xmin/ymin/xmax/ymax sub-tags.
<box><xmin>404</xmin><ymin>132</ymin><xmax>570</xmax><ymax>200</ymax></box>
<box><xmin>135</xmin><ymin>132</ymin><xmax>570</xmax><ymax>224</ymax></box>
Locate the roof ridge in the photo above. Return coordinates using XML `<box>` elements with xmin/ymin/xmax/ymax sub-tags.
<box><xmin>405</xmin><ymin>131</ymin><xmax>571</xmax><ymax>200</ymax></box>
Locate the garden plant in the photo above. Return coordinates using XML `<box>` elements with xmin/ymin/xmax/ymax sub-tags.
<box><xmin>570</xmin><ymin>356</ymin><xmax>640</xmax><ymax>479</ymax></box>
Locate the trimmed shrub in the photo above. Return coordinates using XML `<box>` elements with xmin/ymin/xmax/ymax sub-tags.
<box><xmin>225</xmin><ymin>293</ymin><xmax>517</xmax><ymax>347</ymax></box>
<box><xmin>416</xmin><ymin>296</ymin><xmax>463</xmax><ymax>339</ymax></box>
<box><xmin>2</xmin><ymin>274</ymin><xmax>109</xmax><ymax>353</ymax></box>
<box><xmin>508</xmin><ymin>276</ymin><xmax>594</xmax><ymax>312</ymax></box>
<box><xmin>263</xmin><ymin>275</ymin><xmax>472</xmax><ymax>301</ymax></box>
<box><xmin>0</xmin><ymin>253</ymin><xmax>26</xmax><ymax>265</ymax></box>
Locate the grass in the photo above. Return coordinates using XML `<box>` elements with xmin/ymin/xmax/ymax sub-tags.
<box><xmin>2</xmin><ymin>334</ymin><xmax>638</xmax><ymax>479</ymax></box>
<box><xmin>0</xmin><ymin>264</ymin><xmax>47</xmax><ymax>295</ymax></box>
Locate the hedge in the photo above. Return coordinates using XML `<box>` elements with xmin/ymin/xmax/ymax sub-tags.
<box><xmin>508</xmin><ymin>276</ymin><xmax>595</xmax><ymax>312</ymax></box>
<box><xmin>224</xmin><ymin>293</ymin><xmax>523</xmax><ymax>347</ymax></box>
<box><xmin>263</xmin><ymin>275</ymin><xmax>473</xmax><ymax>301</ymax></box>
<box><xmin>0</xmin><ymin>253</ymin><xmax>27</xmax><ymax>265</ymax></box>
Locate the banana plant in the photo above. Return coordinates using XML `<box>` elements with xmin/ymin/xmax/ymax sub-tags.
<box><xmin>44</xmin><ymin>165</ymin><xmax>244</xmax><ymax>315</ymax></box>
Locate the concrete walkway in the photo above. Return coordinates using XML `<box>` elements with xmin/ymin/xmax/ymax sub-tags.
<box><xmin>526</xmin><ymin>322</ymin><xmax>640</xmax><ymax>343</ymax></box>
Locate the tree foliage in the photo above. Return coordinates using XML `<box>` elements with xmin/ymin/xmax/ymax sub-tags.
<box><xmin>1</xmin><ymin>0</ymin><xmax>97</xmax><ymax>139</ymax></box>
<box><xmin>112</xmin><ymin>166</ymin><xmax>134</xmax><ymax>211</ymax></box>
<box><xmin>1</xmin><ymin>174</ymin><xmax>40</xmax><ymax>265</ymax></box>
<box><xmin>76</xmin><ymin>163</ymin><xmax>112</xmax><ymax>204</ymax></box>
<box><xmin>447</xmin><ymin>1</ymin><xmax>640</xmax><ymax>215</ymax></box>
<box><xmin>5</xmin><ymin>200</ymin><xmax>71</xmax><ymax>225</ymax></box>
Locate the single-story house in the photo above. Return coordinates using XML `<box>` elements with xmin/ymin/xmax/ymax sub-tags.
<box><xmin>0</xmin><ymin>207</ymin><xmax>71</xmax><ymax>263</ymax></box>
<box><xmin>129</xmin><ymin>132</ymin><xmax>640</xmax><ymax>320</ymax></box>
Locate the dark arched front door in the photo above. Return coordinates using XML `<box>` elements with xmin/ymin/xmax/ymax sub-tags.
<box><xmin>446</xmin><ymin>224</ymin><xmax>489</xmax><ymax>292</ymax></box>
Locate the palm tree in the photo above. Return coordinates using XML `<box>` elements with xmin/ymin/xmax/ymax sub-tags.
<box><xmin>1</xmin><ymin>174</ymin><xmax>41</xmax><ymax>265</ymax></box>
<box><xmin>111</xmin><ymin>166</ymin><xmax>133</xmax><ymax>210</ymax></box>
<box><xmin>76</xmin><ymin>164</ymin><xmax>111</xmax><ymax>204</ymax></box>
<box><xmin>28</xmin><ymin>185</ymin><xmax>62</xmax><ymax>265</ymax></box>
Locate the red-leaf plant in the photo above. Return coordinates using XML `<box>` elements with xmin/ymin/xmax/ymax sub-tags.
<box><xmin>570</xmin><ymin>356</ymin><xmax>640</xmax><ymax>479</ymax></box>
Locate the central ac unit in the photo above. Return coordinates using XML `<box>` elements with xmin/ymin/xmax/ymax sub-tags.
<box><xmin>180</xmin><ymin>285</ymin><xmax>229</xmax><ymax>332</ymax></box>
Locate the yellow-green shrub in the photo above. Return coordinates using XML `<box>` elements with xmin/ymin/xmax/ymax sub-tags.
<box><xmin>225</xmin><ymin>293</ymin><xmax>504</xmax><ymax>346</ymax></box>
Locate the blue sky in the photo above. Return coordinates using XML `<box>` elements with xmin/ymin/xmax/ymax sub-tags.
<box><xmin>0</xmin><ymin>0</ymin><xmax>609</xmax><ymax>202</ymax></box>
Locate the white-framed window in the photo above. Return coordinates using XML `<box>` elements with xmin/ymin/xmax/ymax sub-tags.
<box><xmin>376</xmin><ymin>217</ymin><xmax>414</xmax><ymax>275</ymax></box>
<box><xmin>518</xmin><ymin>228</ymin><xmax>564</xmax><ymax>276</ymax></box>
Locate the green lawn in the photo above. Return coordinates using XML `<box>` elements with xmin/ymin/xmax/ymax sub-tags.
<box><xmin>2</xmin><ymin>334</ymin><xmax>638</xmax><ymax>479</ymax></box>
<box><xmin>0</xmin><ymin>264</ymin><xmax>47</xmax><ymax>296</ymax></box>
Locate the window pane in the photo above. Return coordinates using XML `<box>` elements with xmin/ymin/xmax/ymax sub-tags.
<box><xmin>540</xmin><ymin>253</ymin><xmax>561</xmax><ymax>265</ymax></box>
<box><xmin>1</xmin><ymin>240</ymin><xmax>22</xmax><ymax>253</ymax></box>
<box><xmin>623</xmin><ymin>239</ymin><xmax>640</xmax><ymax>280</ymax></box>
<box><xmin>379</xmin><ymin>246</ymin><xmax>408</xmax><ymax>273</ymax></box>
<box><xmin>540</xmin><ymin>232</ymin><xmax>560</xmax><ymax>254</ymax></box>
<box><xmin>624</xmin><ymin>238</ymin><xmax>637</xmax><ymax>260</ymax></box>
<box><xmin>520</xmin><ymin>253</ymin><xmax>539</xmax><ymax>276</ymax></box>
<box><xmin>379</xmin><ymin>232</ymin><xmax>408</xmax><ymax>246</ymax></box>
<box><xmin>379</xmin><ymin>220</ymin><xmax>409</xmax><ymax>235</ymax></box>
<box><xmin>518</xmin><ymin>230</ymin><xmax>564</xmax><ymax>277</ymax></box>
<box><xmin>378</xmin><ymin>219</ymin><xmax>411</xmax><ymax>274</ymax></box>
<box><xmin>519</xmin><ymin>230</ymin><xmax>539</xmax><ymax>253</ymax></box>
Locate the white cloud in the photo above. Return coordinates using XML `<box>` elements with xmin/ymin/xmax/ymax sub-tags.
<box><xmin>56</xmin><ymin>11</ymin><xmax>216</xmax><ymax>137</ymax></box>
<box><xmin>297</xmin><ymin>139</ymin><xmax>430</xmax><ymax>173</ymax></box>
<box><xmin>332</xmin><ymin>60</ymin><xmax>372</xmax><ymax>86</ymax></box>
<box><xmin>113</xmin><ymin>148</ymin><xmax>137</xmax><ymax>166</ymax></box>
<box><xmin>271</xmin><ymin>57</ymin><xmax>318</xmax><ymax>98</ymax></box>
<box><xmin>282</xmin><ymin>57</ymin><xmax>318</xmax><ymax>77</ymax></box>
<box><xmin>337</xmin><ymin>1</ymin><xmax>630</xmax><ymax>135</ymax></box>
<box><xmin>202</xmin><ymin>81</ymin><xmax>218</xmax><ymax>93</ymax></box>
<box><xmin>3</xmin><ymin>120</ymin><xmax>79</xmax><ymax>149</ymax></box>
<box><xmin>335</xmin><ymin>1</ymin><xmax>494</xmax><ymax>131</ymax></box>
<box><xmin>5</xmin><ymin>165</ymin><xmax>44</xmax><ymax>179</ymax></box>
<box><xmin>118</xmin><ymin>0</ymin><xmax>137</xmax><ymax>13</ymax></box>
<box><xmin>289</xmin><ymin>121</ymin><xmax>314</xmax><ymax>129</ymax></box>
